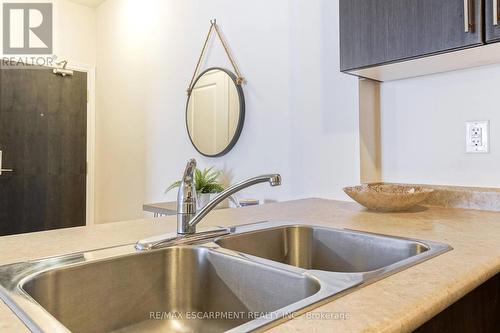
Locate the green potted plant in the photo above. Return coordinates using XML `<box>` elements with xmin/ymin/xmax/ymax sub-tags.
<box><xmin>166</xmin><ymin>167</ymin><xmax>225</xmax><ymax>209</ymax></box>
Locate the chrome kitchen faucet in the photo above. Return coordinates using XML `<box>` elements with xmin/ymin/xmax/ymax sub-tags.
<box><xmin>136</xmin><ymin>158</ymin><xmax>281</xmax><ymax>250</ymax></box>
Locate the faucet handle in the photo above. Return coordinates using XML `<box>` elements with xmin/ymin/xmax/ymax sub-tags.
<box><xmin>178</xmin><ymin>159</ymin><xmax>198</xmax><ymax>234</ymax></box>
<box><xmin>178</xmin><ymin>159</ymin><xmax>197</xmax><ymax>206</ymax></box>
<box><xmin>182</xmin><ymin>159</ymin><xmax>197</xmax><ymax>183</ymax></box>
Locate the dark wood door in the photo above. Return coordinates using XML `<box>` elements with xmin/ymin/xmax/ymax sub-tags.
<box><xmin>0</xmin><ymin>66</ymin><xmax>87</xmax><ymax>236</ymax></box>
<box><xmin>340</xmin><ymin>0</ymin><xmax>484</xmax><ymax>71</ymax></box>
<box><xmin>485</xmin><ymin>0</ymin><xmax>500</xmax><ymax>42</ymax></box>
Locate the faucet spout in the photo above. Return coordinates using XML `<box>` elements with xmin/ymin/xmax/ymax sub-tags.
<box><xmin>179</xmin><ymin>174</ymin><xmax>282</xmax><ymax>235</ymax></box>
<box><xmin>268</xmin><ymin>174</ymin><xmax>282</xmax><ymax>187</ymax></box>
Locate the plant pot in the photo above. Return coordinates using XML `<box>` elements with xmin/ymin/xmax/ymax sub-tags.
<box><xmin>197</xmin><ymin>193</ymin><xmax>211</xmax><ymax>210</ymax></box>
<box><xmin>197</xmin><ymin>192</ymin><xmax>227</xmax><ymax>210</ymax></box>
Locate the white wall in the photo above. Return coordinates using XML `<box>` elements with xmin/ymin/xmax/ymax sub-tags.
<box><xmin>95</xmin><ymin>0</ymin><xmax>360</xmax><ymax>223</ymax></box>
<box><xmin>54</xmin><ymin>0</ymin><xmax>96</xmax><ymax>66</ymax></box>
<box><xmin>381</xmin><ymin>64</ymin><xmax>500</xmax><ymax>187</ymax></box>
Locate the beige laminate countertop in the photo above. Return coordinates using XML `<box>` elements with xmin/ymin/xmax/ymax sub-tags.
<box><xmin>1</xmin><ymin>198</ymin><xmax>500</xmax><ymax>332</ymax></box>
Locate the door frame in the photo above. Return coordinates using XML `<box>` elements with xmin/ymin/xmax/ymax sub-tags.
<box><xmin>64</xmin><ymin>61</ymin><xmax>96</xmax><ymax>226</ymax></box>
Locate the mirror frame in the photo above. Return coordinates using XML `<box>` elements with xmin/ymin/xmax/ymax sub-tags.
<box><xmin>185</xmin><ymin>67</ymin><xmax>245</xmax><ymax>157</ymax></box>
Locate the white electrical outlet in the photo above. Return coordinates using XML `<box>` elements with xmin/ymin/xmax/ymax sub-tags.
<box><xmin>466</xmin><ymin>120</ymin><xmax>489</xmax><ymax>153</ymax></box>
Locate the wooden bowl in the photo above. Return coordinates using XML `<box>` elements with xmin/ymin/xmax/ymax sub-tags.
<box><xmin>343</xmin><ymin>184</ymin><xmax>434</xmax><ymax>212</ymax></box>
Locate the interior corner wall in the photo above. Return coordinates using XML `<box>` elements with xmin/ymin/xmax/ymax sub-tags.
<box><xmin>359</xmin><ymin>79</ymin><xmax>381</xmax><ymax>184</ymax></box>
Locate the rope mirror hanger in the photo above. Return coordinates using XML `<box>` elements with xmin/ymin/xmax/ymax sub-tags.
<box><xmin>187</xmin><ymin>19</ymin><xmax>245</xmax><ymax>95</ymax></box>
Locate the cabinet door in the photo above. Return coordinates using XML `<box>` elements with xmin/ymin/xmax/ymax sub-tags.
<box><xmin>486</xmin><ymin>0</ymin><xmax>500</xmax><ymax>42</ymax></box>
<box><xmin>340</xmin><ymin>0</ymin><xmax>484</xmax><ymax>72</ymax></box>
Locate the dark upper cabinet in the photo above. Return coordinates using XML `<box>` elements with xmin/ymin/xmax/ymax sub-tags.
<box><xmin>485</xmin><ymin>0</ymin><xmax>500</xmax><ymax>42</ymax></box>
<box><xmin>340</xmin><ymin>0</ymin><xmax>484</xmax><ymax>72</ymax></box>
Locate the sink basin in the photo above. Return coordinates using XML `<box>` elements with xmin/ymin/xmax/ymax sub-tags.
<box><xmin>216</xmin><ymin>225</ymin><xmax>429</xmax><ymax>272</ymax></box>
<box><xmin>4</xmin><ymin>246</ymin><xmax>319</xmax><ymax>333</ymax></box>
<box><xmin>0</xmin><ymin>221</ymin><xmax>451</xmax><ymax>333</ymax></box>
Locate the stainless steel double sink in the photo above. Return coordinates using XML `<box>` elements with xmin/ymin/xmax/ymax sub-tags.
<box><xmin>0</xmin><ymin>221</ymin><xmax>451</xmax><ymax>333</ymax></box>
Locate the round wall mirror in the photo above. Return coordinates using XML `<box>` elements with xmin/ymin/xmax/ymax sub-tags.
<box><xmin>186</xmin><ymin>67</ymin><xmax>245</xmax><ymax>157</ymax></box>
